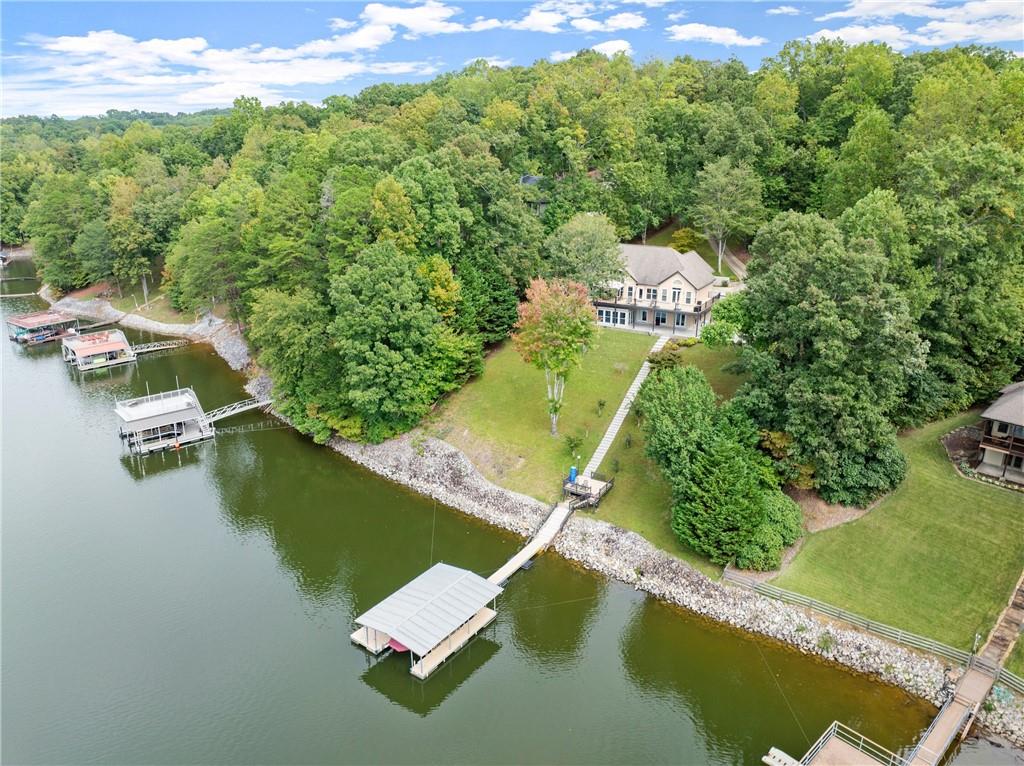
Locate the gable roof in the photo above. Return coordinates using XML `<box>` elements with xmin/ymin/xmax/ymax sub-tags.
<box><xmin>355</xmin><ymin>563</ymin><xmax>503</xmax><ymax>656</ymax></box>
<box><xmin>619</xmin><ymin>244</ymin><xmax>716</xmax><ymax>290</ymax></box>
<box><xmin>982</xmin><ymin>381</ymin><xmax>1024</xmax><ymax>428</ymax></box>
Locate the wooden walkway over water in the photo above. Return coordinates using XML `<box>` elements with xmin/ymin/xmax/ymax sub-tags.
<box><xmin>488</xmin><ymin>502</ymin><xmax>573</xmax><ymax>585</ymax></box>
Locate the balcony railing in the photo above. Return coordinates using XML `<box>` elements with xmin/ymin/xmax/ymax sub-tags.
<box><xmin>596</xmin><ymin>292</ymin><xmax>722</xmax><ymax>315</ymax></box>
<box><xmin>981</xmin><ymin>432</ymin><xmax>1024</xmax><ymax>456</ymax></box>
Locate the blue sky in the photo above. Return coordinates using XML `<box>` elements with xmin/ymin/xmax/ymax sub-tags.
<box><xmin>2</xmin><ymin>0</ymin><xmax>1022</xmax><ymax>117</ymax></box>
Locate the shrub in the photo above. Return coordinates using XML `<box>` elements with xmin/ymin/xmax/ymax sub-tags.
<box><xmin>564</xmin><ymin>433</ymin><xmax>584</xmax><ymax>456</ymax></box>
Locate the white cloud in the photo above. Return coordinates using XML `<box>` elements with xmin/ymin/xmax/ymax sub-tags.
<box><xmin>666</xmin><ymin>10</ymin><xmax>688</xmax><ymax>21</ymax></box>
<box><xmin>328</xmin><ymin>17</ymin><xmax>357</xmax><ymax>30</ymax></box>
<box><xmin>809</xmin><ymin>0</ymin><xmax>1023</xmax><ymax>47</ymax></box>
<box><xmin>550</xmin><ymin>49</ymin><xmax>577</xmax><ymax>62</ymax></box>
<box><xmin>808</xmin><ymin>23</ymin><xmax>919</xmax><ymax>48</ymax></box>
<box><xmin>4</xmin><ymin>24</ymin><xmax>439</xmax><ymax>116</ymax></box>
<box><xmin>464</xmin><ymin>55</ymin><xmax>514</xmax><ymax>67</ymax></box>
<box><xmin>509</xmin><ymin>8</ymin><xmax>568</xmax><ymax>33</ymax></box>
<box><xmin>593</xmin><ymin>39</ymin><xmax>633</xmax><ymax>56</ymax></box>
<box><xmin>360</xmin><ymin>1</ymin><xmax>501</xmax><ymax>38</ymax></box>
<box><xmin>571</xmin><ymin>12</ymin><xmax>647</xmax><ymax>32</ymax></box>
<box><xmin>621</xmin><ymin>0</ymin><xmax>674</xmax><ymax>6</ymax></box>
<box><xmin>666</xmin><ymin>22</ymin><xmax>768</xmax><ymax>46</ymax></box>
<box><xmin>766</xmin><ymin>6</ymin><xmax>801</xmax><ymax>16</ymax></box>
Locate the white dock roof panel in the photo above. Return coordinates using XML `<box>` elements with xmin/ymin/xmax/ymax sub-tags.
<box><xmin>355</xmin><ymin>563</ymin><xmax>502</xmax><ymax>656</ymax></box>
<box><xmin>115</xmin><ymin>388</ymin><xmax>204</xmax><ymax>429</ymax></box>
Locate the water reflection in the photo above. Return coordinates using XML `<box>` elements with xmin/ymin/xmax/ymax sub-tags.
<box><xmin>619</xmin><ymin>596</ymin><xmax>936</xmax><ymax>763</ymax></box>
<box><xmin>119</xmin><ymin>443</ymin><xmax>207</xmax><ymax>480</ymax></box>
<box><xmin>360</xmin><ymin>635</ymin><xmax>501</xmax><ymax>716</ymax></box>
<box><xmin>502</xmin><ymin>557</ymin><xmax>607</xmax><ymax>670</ymax></box>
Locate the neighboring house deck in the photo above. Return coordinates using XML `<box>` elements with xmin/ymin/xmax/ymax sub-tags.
<box><xmin>594</xmin><ymin>244</ymin><xmax>725</xmax><ymax>336</ymax></box>
<box><xmin>978</xmin><ymin>381</ymin><xmax>1024</xmax><ymax>485</ymax></box>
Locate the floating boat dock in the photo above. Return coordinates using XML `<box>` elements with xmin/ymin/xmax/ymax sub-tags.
<box><xmin>5</xmin><ymin>310</ymin><xmax>79</xmax><ymax>345</ymax></box>
<box><xmin>352</xmin><ymin>502</ymin><xmax>574</xmax><ymax>679</ymax></box>
<box><xmin>62</xmin><ymin>330</ymin><xmax>189</xmax><ymax>371</ymax></box>
<box><xmin>115</xmin><ymin>387</ymin><xmax>271</xmax><ymax>454</ymax></box>
<box><xmin>351</xmin><ymin>563</ymin><xmax>503</xmax><ymax>680</ymax></box>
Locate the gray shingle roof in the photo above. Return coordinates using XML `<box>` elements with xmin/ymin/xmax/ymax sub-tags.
<box><xmin>354</xmin><ymin>563</ymin><xmax>502</xmax><ymax>656</ymax></box>
<box><xmin>982</xmin><ymin>381</ymin><xmax>1024</xmax><ymax>428</ymax></box>
<box><xmin>620</xmin><ymin>244</ymin><xmax>716</xmax><ymax>290</ymax></box>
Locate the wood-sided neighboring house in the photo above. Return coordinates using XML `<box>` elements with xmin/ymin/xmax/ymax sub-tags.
<box><xmin>594</xmin><ymin>244</ymin><xmax>725</xmax><ymax>336</ymax></box>
<box><xmin>978</xmin><ymin>381</ymin><xmax>1024</xmax><ymax>485</ymax></box>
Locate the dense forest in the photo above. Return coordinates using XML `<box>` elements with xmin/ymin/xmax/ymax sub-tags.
<box><xmin>4</xmin><ymin>41</ymin><xmax>1022</xmax><ymax>505</ymax></box>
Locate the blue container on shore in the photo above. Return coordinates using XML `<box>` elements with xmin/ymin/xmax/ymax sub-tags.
<box><xmin>569</xmin><ymin>466</ymin><xmax>578</xmax><ymax>483</ymax></box>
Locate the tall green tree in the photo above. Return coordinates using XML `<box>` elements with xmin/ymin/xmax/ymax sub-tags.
<box><xmin>691</xmin><ymin>157</ymin><xmax>765</xmax><ymax>274</ymax></box>
<box><xmin>330</xmin><ymin>242</ymin><xmax>481</xmax><ymax>442</ymax></box>
<box><xmin>738</xmin><ymin>212</ymin><xmax>926</xmax><ymax>505</ymax></box>
<box><xmin>542</xmin><ymin>213</ymin><xmax>624</xmax><ymax>295</ymax></box>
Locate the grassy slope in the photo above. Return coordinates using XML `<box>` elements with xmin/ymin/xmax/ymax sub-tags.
<box><xmin>774</xmin><ymin>412</ymin><xmax>1024</xmax><ymax>649</ymax></box>
<box><xmin>1006</xmin><ymin>640</ymin><xmax>1024</xmax><ymax>677</ymax></box>
<box><xmin>644</xmin><ymin>220</ymin><xmax>737</xmax><ymax>281</ymax></box>
<box><xmin>432</xmin><ymin>328</ymin><xmax>656</xmax><ymax>503</ymax></box>
<box><xmin>592</xmin><ymin>344</ymin><xmax>747</xmax><ymax>577</ymax></box>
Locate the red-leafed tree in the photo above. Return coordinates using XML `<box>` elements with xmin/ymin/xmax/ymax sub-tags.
<box><xmin>513</xmin><ymin>278</ymin><xmax>597</xmax><ymax>436</ymax></box>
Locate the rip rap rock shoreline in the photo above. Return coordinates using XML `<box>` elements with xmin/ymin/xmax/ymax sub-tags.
<box><xmin>39</xmin><ymin>286</ymin><xmax>251</xmax><ymax>371</ymax></box>
<box><xmin>321</xmin><ymin>429</ymin><xmax>1024</xmax><ymax>746</ymax></box>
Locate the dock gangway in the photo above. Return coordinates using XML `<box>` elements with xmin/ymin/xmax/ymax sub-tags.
<box><xmin>131</xmin><ymin>339</ymin><xmax>190</xmax><ymax>355</ymax></box>
<box><xmin>204</xmin><ymin>397</ymin><xmax>272</xmax><ymax>424</ymax></box>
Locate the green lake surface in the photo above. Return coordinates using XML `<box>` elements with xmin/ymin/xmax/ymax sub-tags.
<box><xmin>2</xmin><ymin>259</ymin><xmax>1020</xmax><ymax>764</ymax></box>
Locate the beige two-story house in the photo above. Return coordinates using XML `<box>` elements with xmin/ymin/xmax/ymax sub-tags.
<box><xmin>595</xmin><ymin>244</ymin><xmax>723</xmax><ymax>335</ymax></box>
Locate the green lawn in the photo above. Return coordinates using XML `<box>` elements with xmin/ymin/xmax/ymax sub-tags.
<box><xmin>773</xmin><ymin>412</ymin><xmax>1024</xmax><ymax>649</ymax></box>
<box><xmin>431</xmin><ymin>328</ymin><xmax>657</xmax><ymax>503</ymax></box>
<box><xmin>643</xmin><ymin>220</ymin><xmax>737</xmax><ymax>281</ymax></box>
<box><xmin>1006</xmin><ymin>639</ymin><xmax>1024</xmax><ymax>677</ymax></box>
<box><xmin>592</xmin><ymin>343</ymin><xmax>746</xmax><ymax>577</ymax></box>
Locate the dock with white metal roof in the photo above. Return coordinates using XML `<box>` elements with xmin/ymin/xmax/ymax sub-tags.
<box><xmin>351</xmin><ymin>502</ymin><xmax>575</xmax><ymax>679</ymax></box>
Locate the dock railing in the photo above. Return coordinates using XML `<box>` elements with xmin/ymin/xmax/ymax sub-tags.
<box><xmin>801</xmin><ymin>722</ymin><xmax>909</xmax><ymax>766</ymax></box>
<box><xmin>722</xmin><ymin>569</ymin><xmax>973</xmax><ymax>666</ymax></box>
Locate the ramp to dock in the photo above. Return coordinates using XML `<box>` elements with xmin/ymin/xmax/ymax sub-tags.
<box><xmin>488</xmin><ymin>502</ymin><xmax>573</xmax><ymax>585</ymax></box>
<box><xmin>204</xmin><ymin>397</ymin><xmax>271</xmax><ymax>423</ymax></box>
<box><xmin>131</xmin><ymin>339</ymin><xmax>190</xmax><ymax>355</ymax></box>
<box><xmin>907</xmin><ymin>666</ymin><xmax>994</xmax><ymax>766</ymax></box>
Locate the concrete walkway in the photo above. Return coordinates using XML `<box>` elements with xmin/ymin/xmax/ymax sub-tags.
<box><xmin>583</xmin><ymin>335</ymin><xmax>667</xmax><ymax>477</ymax></box>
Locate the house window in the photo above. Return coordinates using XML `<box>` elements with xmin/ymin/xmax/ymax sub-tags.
<box><xmin>1011</xmin><ymin>455</ymin><xmax>1023</xmax><ymax>470</ymax></box>
<box><xmin>685</xmin><ymin>291</ymin><xmax>693</xmax><ymax>304</ymax></box>
<box><xmin>640</xmin><ymin>310</ymin><xmax>648</xmax><ymax>322</ymax></box>
<box><xmin>995</xmin><ymin>421</ymin><xmax>1010</xmax><ymax>435</ymax></box>
<box><xmin>661</xmin><ymin>289</ymin><xmax>668</xmax><ymax>302</ymax></box>
<box><xmin>646</xmin><ymin>288</ymin><xmax>657</xmax><ymax>300</ymax></box>
<box><xmin>674</xmin><ymin>312</ymin><xmax>685</xmax><ymax>326</ymax></box>
<box><xmin>672</xmin><ymin>288</ymin><xmax>681</xmax><ymax>303</ymax></box>
<box><xmin>627</xmin><ymin>286</ymin><xmax>634</xmax><ymax>300</ymax></box>
<box><xmin>655</xmin><ymin>310</ymin><xmax>667</xmax><ymax>326</ymax></box>
<box><xmin>597</xmin><ymin>309</ymin><xmax>606</xmax><ymax>323</ymax></box>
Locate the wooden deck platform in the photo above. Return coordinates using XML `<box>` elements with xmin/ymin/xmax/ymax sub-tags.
<box><xmin>803</xmin><ymin>737</ymin><xmax>869</xmax><ymax>765</ymax></box>
<box><xmin>350</xmin><ymin>625</ymin><xmax>390</xmax><ymax>655</ymax></box>
<box><xmin>410</xmin><ymin>607</ymin><xmax>497</xmax><ymax>679</ymax></box>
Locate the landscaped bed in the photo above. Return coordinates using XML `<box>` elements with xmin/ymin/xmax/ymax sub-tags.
<box><xmin>773</xmin><ymin>411</ymin><xmax>1024</xmax><ymax>650</ymax></box>
<box><xmin>592</xmin><ymin>343</ymin><xmax>746</xmax><ymax>578</ymax></box>
<box><xmin>429</xmin><ymin>328</ymin><xmax>656</xmax><ymax>503</ymax></box>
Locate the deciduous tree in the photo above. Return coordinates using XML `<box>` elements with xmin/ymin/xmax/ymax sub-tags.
<box><xmin>513</xmin><ymin>278</ymin><xmax>596</xmax><ymax>436</ymax></box>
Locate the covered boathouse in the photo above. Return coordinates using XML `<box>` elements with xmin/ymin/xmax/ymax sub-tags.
<box><xmin>115</xmin><ymin>387</ymin><xmax>214</xmax><ymax>454</ymax></box>
<box><xmin>6</xmin><ymin>310</ymin><xmax>79</xmax><ymax>345</ymax></box>
<box><xmin>352</xmin><ymin>562</ymin><xmax>503</xmax><ymax>680</ymax></box>
<box><xmin>62</xmin><ymin>330</ymin><xmax>136</xmax><ymax>371</ymax></box>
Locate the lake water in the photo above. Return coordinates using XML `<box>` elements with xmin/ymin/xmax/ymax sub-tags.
<box><xmin>2</xmin><ymin>259</ymin><xmax>1019</xmax><ymax>764</ymax></box>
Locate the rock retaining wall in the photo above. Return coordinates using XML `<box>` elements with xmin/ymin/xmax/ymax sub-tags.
<box><xmin>39</xmin><ymin>287</ymin><xmax>251</xmax><ymax>371</ymax></box>
<box><xmin>322</xmin><ymin>430</ymin><xmax>1024</xmax><ymax>746</ymax></box>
